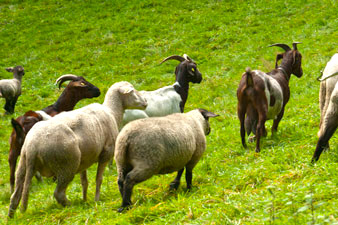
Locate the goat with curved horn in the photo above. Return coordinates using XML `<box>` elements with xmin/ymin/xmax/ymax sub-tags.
<box><xmin>268</xmin><ymin>43</ymin><xmax>291</xmax><ymax>52</ymax></box>
<box><xmin>160</xmin><ymin>55</ymin><xmax>186</xmax><ymax>64</ymax></box>
<box><xmin>55</xmin><ymin>74</ymin><xmax>80</xmax><ymax>89</ymax></box>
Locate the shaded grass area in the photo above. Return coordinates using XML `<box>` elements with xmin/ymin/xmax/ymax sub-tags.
<box><xmin>0</xmin><ymin>0</ymin><xmax>338</xmax><ymax>223</ymax></box>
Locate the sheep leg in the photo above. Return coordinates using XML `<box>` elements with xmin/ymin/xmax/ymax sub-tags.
<box><xmin>80</xmin><ymin>170</ymin><xmax>88</xmax><ymax>202</ymax></box>
<box><xmin>8</xmin><ymin>154</ymin><xmax>27</xmax><ymax>218</ymax></box>
<box><xmin>185</xmin><ymin>169</ymin><xmax>193</xmax><ymax>190</ymax></box>
<box><xmin>312</xmin><ymin>104</ymin><xmax>338</xmax><ymax>162</ymax></box>
<box><xmin>54</xmin><ymin>175</ymin><xmax>74</xmax><ymax>206</ymax></box>
<box><xmin>95</xmin><ymin>161</ymin><xmax>109</xmax><ymax>201</ymax></box>
<box><xmin>169</xmin><ymin>168</ymin><xmax>184</xmax><ymax>190</ymax></box>
<box><xmin>319</xmin><ymin>81</ymin><xmax>326</xmax><ymax>130</ymax></box>
<box><xmin>10</xmin><ymin>96</ymin><xmax>18</xmax><ymax>113</ymax></box>
<box><xmin>118</xmin><ymin>168</ymin><xmax>152</xmax><ymax>212</ymax></box>
<box><xmin>271</xmin><ymin>108</ymin><xmax>285</xmax><ymax>136</ymax></box>
<box><xmin>4</xmin><ymin>98</ymin><xmax>13</xmax><ymax>114</ymax></box>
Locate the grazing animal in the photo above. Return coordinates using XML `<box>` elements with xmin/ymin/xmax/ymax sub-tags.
<box><xmin>312</xmin><ymin>54</ymin><xmax>338</xmax><ymax>162</ymax></box>
<box><xmin>8</xmin><ymin>74</ymin><xmax>101</xmax><ymax>193</ymax></box>
<box><xmin>237</xmin><ymin>43</ymin><xmax>303</xmax><ymax>152</ymax></box>
<box><xmin>115</xmin><ymin>109</ymin><xmax>218</xmax><ymax>212</ymax></box>
<box><xmin>122</xmin><ymin>54</ymin><xmax>202</xmax><ymax>125</ymax></box>
<box><xmin>8</xmin><ymin>81</ymin><xmax>147</xmax><ymax>218</ymax></box>
<box><xmin>0</xmin><ymin>66</ymin><xmax>25</xmax><ymax>114</ymax></box>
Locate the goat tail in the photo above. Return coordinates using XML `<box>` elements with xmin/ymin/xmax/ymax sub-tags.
<box><xmin>8</xmin><ymin>151</ymin><xmax>27</xmax><ymax>218</ymax></box>
<box><xmin>245</xmin><ymin>67</ymin><xmax>254</xmax><ymax>87</ymax></box>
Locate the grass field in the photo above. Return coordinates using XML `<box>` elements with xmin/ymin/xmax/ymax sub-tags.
<box><xmin>0</xmin><ymin>0</ymin><xmax>338</xmax><ymax>224</ymax></box>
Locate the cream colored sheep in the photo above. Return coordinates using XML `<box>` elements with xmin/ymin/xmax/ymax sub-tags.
<box><xmin>8</xmin><ymin>81</ymin><xmax>147</xmax><ymax>218</ymax></box>
<box><xmin>114</xmin><ymin>109</ymin><xmax>218</xmax><ymax>212</ymax></box>
<box><xmin>0</xmin><ymin>66</ymin><xmax>25</xmax><ymax>114</ymax></box>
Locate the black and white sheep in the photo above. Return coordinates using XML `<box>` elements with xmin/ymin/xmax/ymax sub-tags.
<box><xmin>115</xmin><ymin>109</ymin><xmax>218</xmax><ymax>212</ymax></box>
<box><xmin>0</xmin><ymin>66</ymin><xmax>25</xmax><ymax>114</ymax></box>
<box><xmin>8</xmin><ymin>81</ymin><xmax>147</xmax><ymax>218</ymax></box>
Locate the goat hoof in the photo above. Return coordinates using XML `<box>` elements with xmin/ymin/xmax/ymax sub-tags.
<box><xmin>248</xmin><ymin>136</ymin><xmax>256</xmax><ymax>143</ymax></box>
<box><xmin>117</xmin><ymin>207</ymin><xmax>125</xmax><ymax>213</ymax></box>
<box><xmin>255</xmin><ymin>148</ymin><xmax>260</xmax><ymax>153</ymax></box>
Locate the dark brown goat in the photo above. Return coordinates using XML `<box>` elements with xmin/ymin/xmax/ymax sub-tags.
<box><xmin>8</xmin><ymin>74</ymin><xmax>100</xmax><ymax>193</ymax></box>
<box><xmin>237</xmin><ymin>43</ymin><xmax>303</xmax><ymax>152</ymax></box>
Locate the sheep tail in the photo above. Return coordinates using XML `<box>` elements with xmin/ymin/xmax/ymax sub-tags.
<box><xmin>245</xmin><ymin>67</ymin><xmax>254</xmax><ymax>87</ymax></box>
<box><xmin>8</xmin><ymin>151</ymin><xmax>27</xmax><ymax>217</ymax></box>
<box><xmin>20</xmin><ymin>150</ymin><xmax>36</xmax><ymax>213</ymax></box>
<box><xmin>114</xmin><ymin>134</ymin><xmax>130</xmax><ymax>178</ymax></box>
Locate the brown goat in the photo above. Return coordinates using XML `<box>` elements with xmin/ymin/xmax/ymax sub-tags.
<box><xmin>237</xmin><ymin>43</ymin><xmax>303</xmax><ymax>152</ymax></box>
<box><xmin>8</xmin><ymin>74</ymin><xmax>100</xmax><ymax>193</ymax></box>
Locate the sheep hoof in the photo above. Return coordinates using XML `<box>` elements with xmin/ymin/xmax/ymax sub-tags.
<box><xmin>169</xmin><ymin>182</ymin><xmax>179</xmax><ymax>191</ymax></box>
<box><xmin>255</xmin><ymin>148</ymin><xmax>260</xmax><ymax>153</ymax></box>
<box><xmin>117</xmin><ymin>205</ymin><xmax>131</xmax><ymax>213</ymax></box>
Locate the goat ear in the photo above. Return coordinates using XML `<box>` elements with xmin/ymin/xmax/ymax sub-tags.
<box><xmin>275</xmin><ymin>54</ymin><xmax>283</xmax><ymax>69</ymax></box>
<box><xmin>24</xmin><ymin>110</ymin><xmax>43</xmax><ymax>120</ymax></box>
<box><xmin>11</xmin><ymin>118</ymin><xmax>25</xmax><ymax>138</ymax></box>
<box><xmin>6</xmin><ymin>67</ymin><xmax>14</xmax><ymax>72</ymax></box>
<box><xmin>198</xmin><ymin>109</ymin><xmax>219</xmax><ymax>120</ymax></box>
<box><xmin>119</xmin><ymin>86</ymin><xmax>134</xmax><ymax>94</ymax></box>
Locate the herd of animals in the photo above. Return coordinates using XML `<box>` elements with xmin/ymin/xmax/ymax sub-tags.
<box><xmin>0</xmin><ymin>43</ymin><xmax>338</xmax><ymax>217</ymax></box>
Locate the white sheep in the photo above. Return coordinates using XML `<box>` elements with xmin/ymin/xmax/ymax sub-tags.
<box><xmin>0</xmin><ymin>66</ymin><xmax>25</xmax><ymax>114</ymax></box>
<box><xmin>122</xmin><ymin>54</ymin><xmax>202</xmax><ymax>126</ymax></box>
<box><xmin>312</xmin><ymin>54</ymin><xmax>338</xmax><ymax>162</ymax></box>
<box><xmin>115</xmin><ymin>108</ymin><xmax>218</xmax><ymax>212</ymax></box>
<box><xmin>8</xmin><ymin>81</ymin><xmax>147</xmax><ymax>218</ymax></box>
<box><xmin>318</xmin><ymin>53</ymin><xmax>338</xmax><ymax>136</ymax></box>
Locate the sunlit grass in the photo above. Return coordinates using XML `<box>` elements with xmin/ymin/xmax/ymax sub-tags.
<box><xmin>0</xmin><ymin>0</ymin><xmax>338</xmax><ymax>224</ymax></box>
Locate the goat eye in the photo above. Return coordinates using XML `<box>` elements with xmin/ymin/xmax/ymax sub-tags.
<box><xmin>81</xmin><ymin>82</ymin><xmax>86</xmax><ymax>86</ymax></box>
<box><xmin>191</xmin><ymin>68</ymin><xmax>195</xmax><ymax>72</ymax></box>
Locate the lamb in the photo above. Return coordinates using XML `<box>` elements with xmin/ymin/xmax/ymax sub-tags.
<box><xmin>122</xmin><ymin>54</ymin><xmax>202</xmax><ymax>125</ymax></box>
<box><xmin>8</xmin><ymin>81</ymin><xmax>147</xmax><ymax>218</ymax></box>
<box><xmin>312</xmin><ymin>54</ymin><xmax>338</xmax><ymax>162</ymax></box>
<box><xmin>8</xmin><ymin>74</ymin><xmax>101</xmax><ymax>193</ymax></box>
<box><xmin>237</xmin><ymin>43</ymin><xmax>303</xmax><ymax>152</ymax></box>
<box><xmin>115</xmin><ymin>108</ymin><xmax>218</xmax><ymax>212</ymax></box>
<box><xmin>0</xmin><ymin>66</ymin><xmax>25</xmax><ymax>114</ymax></box>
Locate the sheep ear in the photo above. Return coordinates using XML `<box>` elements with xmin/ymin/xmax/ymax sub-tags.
<box><xmin>198</xmin><ymin>109</ymin><xmax>219</xmax><ymax>120</ymax></box>
<box><xmin>120</xmin><ymin>86</ymin><xmax>134</xmax><ymax>94</ymax></box>
<box><xmin>6</xmin><ymin>67</ymin><xmax>14</xmax><ymax>72</ymax></box>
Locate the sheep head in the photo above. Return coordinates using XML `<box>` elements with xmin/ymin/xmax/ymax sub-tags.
<box><xmin>119</xmin><ymin>84</ymin><xmax>148</xmax><ymax>110</ymax></box>
<box><xmin>198</xmin><ymin>108</ymin><xmax>219</xmax><ymax>135</ymax></box>
<box><xmin>5</xmin><ymin>66</ymin><xmax>25</xmax><ymax>78</ymax></box>
<box><xmin>269</xmin><ymin>42</ymin><xmax>303</xmax><ymax>78</ymax></box>
<box><xmin>160</xmin><ymin>54</ymin><xmax>202</xmax><ymax>85</ymax></box>
<box><xmin>55</xmin><ymin>74</ymin><xmax>101</xmax><ymax>98</ymax></box>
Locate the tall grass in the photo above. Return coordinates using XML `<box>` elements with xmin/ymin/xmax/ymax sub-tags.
<box><xmin>0</xmin><ymin>0</ymin><xmax>337</xmax><ymax>223</ymax></box>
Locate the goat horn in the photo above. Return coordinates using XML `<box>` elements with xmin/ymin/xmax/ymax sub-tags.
<box><xmin>160</xmin><ymin>55</ymin><xmax>186</xmax><ymax>64</ymax></box>
<box><xmin>292</xmin><ymin>42</ymin><xmax>302</xmax><ymax>50</ymax></box>
<box><xmin>183</xmin><ymin>54</ymin><xmax>193</xmax><ymax>62</ymax></box>
<box><xmin>268</xmin><ymin>43</ymin><xmax>291</xmax><ymax>52</ymax></box>
<box><xmin>55</xmin><ymin>74</ymin><xmax>80</xmax><ymax>89</ymax></box>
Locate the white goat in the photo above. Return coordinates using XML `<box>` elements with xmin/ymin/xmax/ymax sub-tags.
<box><xmin>0</xmin><ymin>66</ymin><xmax>25</xmax><ymax>114</ymax></box>
<box><xmin>8</xmin><ymin>81</ymin><xmax>147</xmax><ymax>218</ymax></box>
<box><xmin>122</xmin><ymin>54</ymin><xmax>202</xmax><ymax>126</ymax></box>
<box><xmin>115</xmin><ymin>109</ymin><xmax>218</xmax><ymax>212</ymax></box>
<box><xmin>312</xmin><ymin>54</ymin><xmax>338</xmax><ymax>162</ymax></box>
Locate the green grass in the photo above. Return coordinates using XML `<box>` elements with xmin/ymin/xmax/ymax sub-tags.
<box><xmin>0</xmin><ymin>0</ymin><xmax>338</xmax><ymax>224</ymax></box>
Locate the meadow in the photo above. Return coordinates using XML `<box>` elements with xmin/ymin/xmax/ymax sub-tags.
<box><xmin>0</xmin><ymin>0</ymin><xmax>337</xmax><ymax>224</ymax></box>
